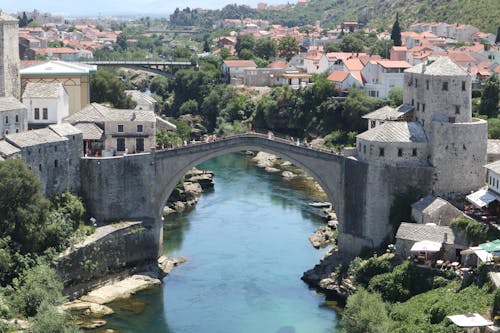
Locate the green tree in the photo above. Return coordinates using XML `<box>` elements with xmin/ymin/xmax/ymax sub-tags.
<box><xmin>116</xmin><ymin>33</ymin><xmax>128</xmax><ymax>50</ymax></box>
<box><xmin>235</xmin><ymin>34</ymin><xmax>256</xmax><ymax>57</ymax></box>
<box><xmin>478</xmin><ymin>74</ymin><xmax>499</xmax><ymax>118</ymax></box>
<box><xmin>391</xmin><ymin>13</ymin><xmax>402</xmax><ymax>47</ymax></box>
<box><xmin>219</xmin><ymin>47</ymin><xmax>231</xmax><ymax>60</ymax></box>
<box><xmin>0</xmin><ymin>159</ymin><xmax>50</xmax><ymax>254</ymax></box>
<box><xmin>13</xmin><ymin>263</ymin><xmax>64</xmax><ymax>317</ymax></box>
<box><xmin>179</xmin><ymin>99</ymin><xmax>199</xmax><ymax>115</ymax></box>
<box><xmin>30</xmin><ymin>301</ymin><xmax>81</xmax><ymax>333</ymax></box>
<box><xmin>278</xmin><ymin>35</ymin><xmax>299</xmax><ymax>61</ymax></box>
<box><xmin>341</xmin><ymin>288</ymin><xmax>391</xmax><ymax>333</ymax></box>
<box><xmin>255</xmin><ymin>37</ymin><xmax>277</xmax><ymax>60</ymax></box>
<box><xmin>203</xmin><ymin>39</ymin><xmax>210</xmax><ymax>52</ymax></box>
<box><xmin>90</xmin><ymin>68</ymin><xmax>137</xmax><ymax>109</ymax></box>
<box><xmin>496</xmin><ymin>26</ymin><xmax>500</xmax><ymax>44</ymax></box>
<box><xmin>388</xmin><ymin>86</ymin><xmax>403</xmax><ymax>107</ymax></box>
<box><xmin>488</xmin><ymin>118</ymin><xmax>500</xmax><ymax>138</ymax></box>
<box><xmin>340</xmin><ymin>34</ymin><xmax>365</xmax><ymax>53</ymax></box>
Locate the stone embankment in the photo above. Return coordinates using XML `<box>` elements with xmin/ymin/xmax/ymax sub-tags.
<box><xmin>164</xmin><ymin>168</ymin><xmax>214</xmax><ymax>214</ymax></box>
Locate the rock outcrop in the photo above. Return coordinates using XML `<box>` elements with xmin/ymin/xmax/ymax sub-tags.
<box><xmin>165</xmin><ymin>168</ymin><xmax>214</xmax><ymax>214</ymax></box>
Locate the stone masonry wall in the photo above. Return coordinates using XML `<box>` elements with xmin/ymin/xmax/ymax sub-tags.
<box><xmin>54</xmin><ymin>221</ymin><xmax>161</xmax><ymax>299</ymax></box>
<box><xmin>0</xmin><ymin>19</ymin><xmax>20</xmax><ymax>99</ymax></box>
<box><xmin>430</xmin><ymin>119</ymin><xmax>488</xmax><ymax>194</ymax></box>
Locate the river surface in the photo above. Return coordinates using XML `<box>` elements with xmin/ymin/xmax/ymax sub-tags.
<box><xmin>96</xmin><ymin>153</ymin><xmax>340</xmax><ymax>333</ymax></box>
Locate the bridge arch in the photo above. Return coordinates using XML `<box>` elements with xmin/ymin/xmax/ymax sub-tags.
<box><xmin>152</xmin><ymin>134</ymin><xmax>346</xmax><ymax>221</ymax></box>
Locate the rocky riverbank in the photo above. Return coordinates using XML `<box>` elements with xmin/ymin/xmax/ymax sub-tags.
<box><xmin>308</xmin><ymin>207</ymin><xmax>338</xmax><ymax>248</ymax></box>
<box><xmin>163</xmin><ymin>167</ymin><xmax>214</xmax><ymax>214</ymax></box>
<box><xmin>64</xmin><ymin>255</ymin><xmax>185</xmax><ymax>330</ymax></box>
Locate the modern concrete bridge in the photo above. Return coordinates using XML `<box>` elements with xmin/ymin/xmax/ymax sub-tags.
<box><xmin>80</xmin><ymin>60</ymin><xmax>194</xmax><ymax>74</ymax></box>
<box><xmin>80</xmin><ymin>133</ymin><xmax>433</xmax><ymax>256</ymax></box>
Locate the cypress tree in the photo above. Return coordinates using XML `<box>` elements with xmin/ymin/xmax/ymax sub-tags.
<box><xmin>391</xmin><ymin>13</ymin><xmax>402</xmax><ymax>47</ymax></box>
<box><xmin>496</xmin><ymin>26</ymin><xmax>500</xmax><ymax>44</ymax></box>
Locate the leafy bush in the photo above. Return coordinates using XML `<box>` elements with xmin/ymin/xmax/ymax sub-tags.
<box><xmin>30</xmin><ymin>301</ymin><xmax>81</xmax><ymax>333</ymax></box>
<box><xmin>341</xmin><ymin>288</ymin><xmax>390</xmax><ymax>333</ymax></box>
<box><xmin>13</xmin><ymin>263</ymin><xmax>63</xmax><ymax>317</ymax></box>
<box><xmin>353</xmin><ymin>255</ymin><xmax>392</xmax><ymax>286</ymax></box>
<box><xmin>450</xmin><ymin>216</ymin><xmax>499</xmax><ymax>245</ymax></box>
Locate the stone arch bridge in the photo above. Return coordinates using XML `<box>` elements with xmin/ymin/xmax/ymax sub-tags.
<box><xmin>80</xmin><ymin>133</ymin><xmax>432</xmax><ymax>257</ymax></box>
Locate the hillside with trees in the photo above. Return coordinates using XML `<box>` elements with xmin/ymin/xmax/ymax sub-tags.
<box><xmin>170</xmin><ymin>0</ymin><xmax>499</xmax><ymax>33</ymax></box>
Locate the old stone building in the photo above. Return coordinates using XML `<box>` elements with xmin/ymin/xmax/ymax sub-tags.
<box><xmin>0</xmin><ymin>123</ymin><xmax>83</xmax><ymax>196</ymax></box>
<box><xmin>0</xmin><ymin>10</ymin><xmax>20</xmax><ymax>99</ymax></box>
<box><xmin>65</xmin><ymin>103</ymin><xmax>159</xmax><ymax>157</ymax></box>
<box><xmin>0</xmin><ymin>97</ymin><xmax>27</xmax><ymax>137</ymax></box>
<box><xmin>356</xmin><ymin>57</ymin><xmax>487</xmax><ymax>194</ymax></box>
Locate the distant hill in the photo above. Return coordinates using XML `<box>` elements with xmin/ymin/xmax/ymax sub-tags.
<box><xmin>258</xmin><ymin>0</ymin><xmax>499</xmax><ymax>33</ymax></box>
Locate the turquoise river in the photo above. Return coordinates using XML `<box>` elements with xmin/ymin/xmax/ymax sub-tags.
<box><xmin>91</xmin><ymin>153</ymin><xmax>340</xmax><ymax>333</ymax></box>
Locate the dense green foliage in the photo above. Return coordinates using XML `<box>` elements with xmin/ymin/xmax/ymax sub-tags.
<box><xmin>171</xmin><ymin>0</ymin><xmax>498</xmax><ymax>33</ymax></box>
<box><xmin>0</xmin><ymin>159</ymin><xmax>86</xmax><ymax>330</ymax></box>
<box><xmin>350</xmin><ymin>255</ymin><xmax>393</xmax><ymax>286</ymax></box>
<box><xmin>277</xmin><ymin>35</ymin><xmax>299</xmax><ymax>62</ymax></box>
<box><xmin>343</xmin><ymin>255</ymin><xmax>494</xmax><ymax>332</ymax></box>
<box><xmin>479</xmin><ymin>74</ymin><xmax>500</xmax><ymax>118</ymax></box>
<box><xmin>450</xmin><ymin>215</ymin><xmax>500</xmax><ymax>246</ymax></box>
<box><xmin>368</xmin><ymin>262</ymin><xmax>453</xmax><ymax>303</ymax></box>
<box><xmin>90</xmin><ymin>68</ymin><xmax>137</xmax><ymax>109</ymax></box>
<box><xmin>341</xmin><ymin>288</ymin><xmax>391</xmax><ymax>333</ymax></box>
<box><xmin>389</xmin><ymin>281</ymin><xmax>492</xmax><ymax>332</ymax></box>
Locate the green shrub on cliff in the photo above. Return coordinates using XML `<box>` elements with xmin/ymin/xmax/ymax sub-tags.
<box><xmin>341</xmin><ymin>287</ymin><xmax>391</xmax><ymax>333</ymax></box>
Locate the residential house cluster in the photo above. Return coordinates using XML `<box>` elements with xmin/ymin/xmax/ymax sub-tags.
<box><xmin>19</xmin><ymin>23</ymin><xmax>122</xmax><ymax>61</ymax></box>
<box><xmin>216</xmin><ymin>16</ymin><xmax>499</xmax><ymax>99</ymax></box>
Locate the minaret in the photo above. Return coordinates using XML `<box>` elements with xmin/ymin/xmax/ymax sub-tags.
<box><xmin>0</xmin><ymin>10</ymin><xmax>20</xmax><ymax>99</ymax></box>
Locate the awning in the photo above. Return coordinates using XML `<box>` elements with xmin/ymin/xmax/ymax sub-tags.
<box><xmin>447</xmin><ymin>313</ymin><xmax>493</xmax><ymax>327</ymax></box>
<box><xmin>470</xmin><ymin>246</ymin><xmax>493</xmax><ymax>263</ymax></box>
<box><xmin>479</xmin><ymin>239</ymin><xmax>500</xmax><ymax>253</ymax></box>
<box><xmin>466</xmin><ymin>189</ymin><xmax>498</xmax><ymax>208</ymax></box>
<box><xmin>410</xmin><ymin>240</ymin><xmax>442</xmax><ymax>252</ymax></box>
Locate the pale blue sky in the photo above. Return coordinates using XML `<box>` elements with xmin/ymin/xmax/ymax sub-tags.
<box><xmin>3</xmin><ymin>0</ymin><xmax>289</xmax><ymax>17</ymax></box>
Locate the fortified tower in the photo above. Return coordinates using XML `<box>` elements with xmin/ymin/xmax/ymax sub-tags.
<box><xmin>404</xmin><ymin>57</ymin><xmax>487</xmax><ymax>194</ymax></box>
<box><xmin>0</xmin><ymin>10</ymin><xmax>20</xmax><ymax>99</ymax></box>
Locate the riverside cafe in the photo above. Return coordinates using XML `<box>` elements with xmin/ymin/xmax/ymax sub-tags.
<box><xmin>466</xmin><ymin>189</ymin><xmax>500</xmax><ymax>224</ymax></box>
<box><xmin>460</xmin><ymin>240</ymin><xmax>500</xmax><ymax>269</ymax></box>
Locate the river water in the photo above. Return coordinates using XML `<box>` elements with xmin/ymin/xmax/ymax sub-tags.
<box><xmin>95</xmin><ymin>153</ymin><xmax>340</xmax><ymax>333</ymax></box>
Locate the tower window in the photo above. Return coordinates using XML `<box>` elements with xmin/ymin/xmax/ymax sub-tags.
<box><xmin>54</xmin><ymin>160</ymin><xmax>58</xmax><ymax>168</ymax></box>
<box><xmin>455</xmin><ymin>106</ymin><xmax>460</xmax><ymax>114</ymax></box>
<box><xmin>4</xmin><ymin>116</ymin><xmax>8</xmax><ymax>124</ymax></box>
<box><xmin>379</xmin><ymin>147</ymin><xmax>385</xmax><ymax>156</ymax></box>
<box><xmin>422</xmin><ymin>104</ymin><xmax>426</xmax><ymax>112</ymax></box>
<box><xmin>412</xmin><ymin>148</ymin><xmax>417</xmax><ymax>156</ymax></box>
<box><xmin>15</xmin><ymin>114</ymin><xmax>19</xmax><ymax>122</ymax></box>
<box><xmin>415</xmin><ymin>79</ymin><xmax>418</xmax><ymax>87</ymax></box>
<box><xmin>137</xmin><ymin>124</ymin><xmax>143</xmax><ymax>132</ymax></box>
<box><xmin>42</xmin><ymin>108</ymin><xmax>48</xmax><ymax>120</ymax></box>
<box><xmin>34</xmin><ymin>108</ymin><xmax>40</xmax><ymax>120</ymax></box>
<box><xmin>363</xmin><ymin>145</ymin><xmax>366</xmax><ymax>154</ymax></box>
<box><xmin>426</xmin><ymin>80</ymin><xmax>429</xmax><ymax>90</ymax></box>
<box><xmin>462</xmin><ymin>81</ymin><xmax>466</xmax><ymax>91</ymax></box>
<box><xmin>118</xmin><ymin>125</ymin><xmax>124</xmax><ymax>132</ymax></box>
<box><xmin>417</xmin><ymin>102</ymin><xmax>420</xmax><ymax>111</ymax></box>
<box><xmin>411</xmin><ymin>99</ymin><xmax>414</xmax><ymax>106</ymax></box>
<box><xmin>442</xmin><ymin>82</ymin><xmax>448</xmax><ymax>91</ymax></box>
<box><xmin>398</xmin><ymin>148</ymin><xmax>403</xmax><ymax>157</ymax></box>
<box><xmin>39</xmin><ymin>164</ymin><xmax>42</xmax><ymax>171</ymax></box>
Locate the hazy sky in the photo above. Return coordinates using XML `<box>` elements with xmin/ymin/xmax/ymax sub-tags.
<box><xmin>3</xmin><ymin>0</ymin><xmax>289</xmax><ymax>17</ymax></box>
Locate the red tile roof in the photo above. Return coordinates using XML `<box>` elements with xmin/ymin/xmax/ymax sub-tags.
<box><xmin>327</xmin><ymin>71</ymin><xmax>350</xmax><ymax>82</ymax></box>
<box><xmin>377</xmin><ymin>60</ymin><xmax>412</xmax><ymax>69</ymax></box>
<box><xmin>344</xmin><ymin>58</ymin><xmax>364</xmax><ymax>71</ymax></box>
<box><xmin>223</xmin><ymin>60</ymin><xmax>257</xmax><ymax>68</ymax></box>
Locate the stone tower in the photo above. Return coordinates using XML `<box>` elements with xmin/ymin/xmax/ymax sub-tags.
<box><xmin>0</xmin><ymin>10</ymin><xmax>20</xmax><ymax>99</ymax></box>
<box><xmin>404</xmin><ymin>57</ymin><xmax>487</xmax><ymax>194</ymax></box>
